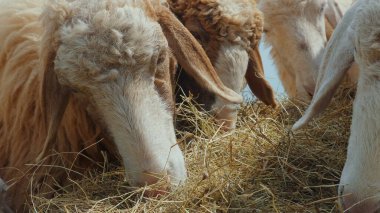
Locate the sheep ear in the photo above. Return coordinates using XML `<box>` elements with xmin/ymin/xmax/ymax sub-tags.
<box><xmin>246</xmin><ymin>48</ymin><xmax>278</xmax><ymax>108</ymax></box>
<box><xmin>156</xmin><ymin>6</ymin><xmax>242</xmax><ymax>104</ymax></box>
<box><xmin>37</xmin><ymin>2</ymin><xmax>71</xmax><ymax>161</ymax></box>
<box><xmin>292</xmin><ymin>20</ymin><xmax>355</xmax><ymax>131</ymax></box>
<box><xmin>39</xmin><ymin>59</ymin><xmax>70</xmax><ymax>161</ymax></box>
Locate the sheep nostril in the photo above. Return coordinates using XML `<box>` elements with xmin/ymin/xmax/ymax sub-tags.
<box><xmin>137</xmin><ymin>171</ymin><xmax>170</xmax><ymax>197</ymax></box>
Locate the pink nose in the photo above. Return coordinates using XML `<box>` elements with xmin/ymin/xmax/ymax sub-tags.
<box><xmin>341</xmin><ymin>194</ymin><xmax>380</xmax><ymax>213</ymax></box>
<box><xmin>136</xmin><ymin>172</ymin><xmax>170</xmax><ymax>197</ymax></box>
<box><xmin>214</xmin><ymin>107</ymin><xmax>237</xmax><ymax>130</ymax></box>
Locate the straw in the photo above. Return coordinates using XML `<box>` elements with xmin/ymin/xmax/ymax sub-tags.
<box><xmin>31</xmin><ymin>88</ymin><xmax>355</xmax><ymax>212</ymax></box>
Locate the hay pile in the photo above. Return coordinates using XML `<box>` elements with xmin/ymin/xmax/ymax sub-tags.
<box><xmin>32</xmin><ymin>89</ymin><xmax>355</xmax><ymax>212</ymax></box>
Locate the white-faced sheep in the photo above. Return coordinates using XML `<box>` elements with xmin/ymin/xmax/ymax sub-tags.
<box><xmin>258</xmin><ymin>0</ymin><xmax>358</xmax><ymax>101</ymax></box>
<box><xmin>167</xmin><ymin>0</ymin><xmax>278</xmax><ymax>129</ymax></box>
<box><xmin>0</xmin><ymin>0</ymin><xmax>242</xmax><ymax>211</ymax></box>
<box><xmin>293</xmin><ymin>0</ymin><xmax>380</xmax><ymax>212</ymax></box>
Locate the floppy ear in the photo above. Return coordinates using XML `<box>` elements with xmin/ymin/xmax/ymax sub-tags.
<box><xmin>156</xmin><ymin>6</ymin><xmax>242</xmax><ymax>104</ymax></box>
<box><xmin>37</xmin><ymin>2</ymin><xmax>71</xmax><ymax>161</ymax></box>
<box><xmin>292</xmin><ymin>13</ymin><xmax>356</xmax><ymax>131</ymax></box>
<box><xmin>246</xmin><ymin>48</ymin><xmax>278</xmax><ymax>108</ymax></box>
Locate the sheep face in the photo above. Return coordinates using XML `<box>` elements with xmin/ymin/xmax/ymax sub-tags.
<box><xmin>259</xmin><ymin>0</ymin><xmax>328</xmax><ymax>100</ymax></box>
<box><xmin>197</xmin><ymin>0</ymin><xmax>255</xmax><ymax>129</ymax></box>
<box><xmin>181</xmin><ymin>29</ymin><xmax>249</xmax><ymax>129</ymax></box>
<box><xmin>338</xmin><ymin>3</ymin><xmax>380</xmax><ymax>211</ymax></box>
<box><xmin>338</xmin><ymin>51</ymin><xmax>380</xmax><ymax>213</ymax></box>
<box><xmin>51</xmin><ymin>2</ymin><xmax>187</xmax><ymax>188</ymax></box>
<box><xmin>170</xmin><ymin>0</ymin><xmax>276</xmax><ymax>129</ymax></box>
<box><xmin>210</xmin><ymin>42</ymin><xmax>249</xmax><ymax>129</ymax></box>
<box><xmin>42</xmin><ymin>0</ymin><xmax>243</xmax><ymax>190</ymax></box>
<box><xmin>292</xmin><ymin>1</ymin><xmax>380</xmax><ymax>211</ymax></box>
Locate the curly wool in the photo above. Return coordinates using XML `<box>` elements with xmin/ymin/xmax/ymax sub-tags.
<box><xmin>168</xmin><ymin>0</ymin><xmax>263</xmax><ymax>50</ymax></box>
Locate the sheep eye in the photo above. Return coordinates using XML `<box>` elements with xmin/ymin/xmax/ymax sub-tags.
<box><xmin>157</xmin><ymin>49</ymin><xmax>167</xmax><ymax>65</ymax></box>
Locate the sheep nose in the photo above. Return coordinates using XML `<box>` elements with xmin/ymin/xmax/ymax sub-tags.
<box><xmin>136</xmin><ymin>171</ymin><xmax>170</xmax><ymax>197</ymax></box>
<box><xmin>214</xmin><ymin>107</ymin><xmax>238</xmax><ymax>130</ymax></box>
<box><xmin>341</xmin><ymin>195</ymin><xmax>380</xmax><ymax>213</ymax></box>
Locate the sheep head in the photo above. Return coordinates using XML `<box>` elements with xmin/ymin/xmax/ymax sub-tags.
<box><xmin>338</xmin><ymin>2</ymin><xmax>380</xmax><ymax>212</ymax></box>
<box><xmin>259</xmin><ymin>0</ymin><xmax>329</xmax><ymax>100</ymax></box>
<box><xmin>293</xmin><ymin>0</ymin><xmax>380</xmax><ymax>211</ymax></box>
<box><xmin>39</xmin><ymin>0</ymin><xmax>241</xmax><ymax>190</ymax></box>
<box><xmin>168</xmin><ymin>0</ymin><xmax>277</xmax><ymax>130</ymax></box>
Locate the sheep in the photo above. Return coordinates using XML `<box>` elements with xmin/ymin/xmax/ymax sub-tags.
<box><xmin>0</xmin><ymin>0</ymin><xmax>242</xmax><ymax>210</ymax></box>
<box><xmin>167</xmin><ymin>0</ymin><xmax>278</xmax><ymax>129</ymax></box>
<box><xmin>293</xmin><ymin>0</ymin><xmax>380</xmax><ymax>211</ymax></box>
<box><xmin>258</xmin><ymin>0</ymin><xmax>358</xmax><ymax>101</ymax></box>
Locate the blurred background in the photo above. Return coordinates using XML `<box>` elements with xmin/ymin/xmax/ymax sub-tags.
<box><xmin>243</xmin><ymin>41</ymin><xmax>285</xmax><ymax>100</ymax></box>
<box><xmin>253</xmin><ymin>0</ymin><xmax>354</xmax><ymax>99</ymax></box>
<box><xmin>260</xmin><ymin>43</ymin><xmax>284</xmax><ymax>94</ymax></box>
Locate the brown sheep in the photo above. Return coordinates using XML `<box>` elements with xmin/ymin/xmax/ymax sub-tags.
<box><xmin>258</xmin><ymin>0</ymin><xmax>358</xmax><ymax>101</ymax></box>
<box><xmin>0</xmin><ymin>0</ymin><xmax>241</xmax><ymax>211</ymax></box>
<box><xmin>167</xmin><ymin>0</ymin><xmax>278</xmax><ymax>129</ymax></box>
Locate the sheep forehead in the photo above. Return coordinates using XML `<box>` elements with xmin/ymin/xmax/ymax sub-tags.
<box><xmin>177</xmin><ymin>0</ymin><xmax>262</xmax><ymax>48</ymax></box>
<box><xmin>57</xmin><ymin>4</ymin><xmax>166</xmax><ymax>72</ymax></box>
<box><xmin>173</xmin><ymin>0</ymin><xmax>259</xmax><ymax>28</ymax></box>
